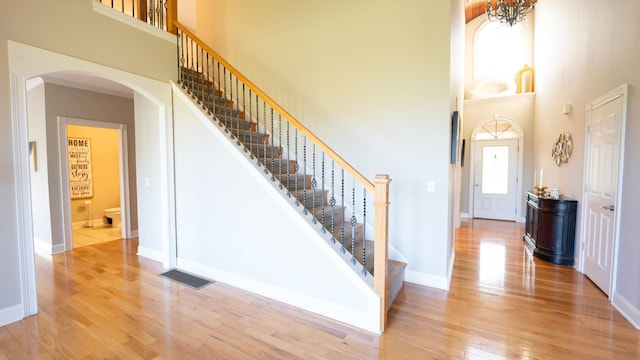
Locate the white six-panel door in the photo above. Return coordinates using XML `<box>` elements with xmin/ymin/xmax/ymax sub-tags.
<box><xmin>582</xmin><ymin>85</ymin><xmax>627</xmax><ymax>296</ymax></box>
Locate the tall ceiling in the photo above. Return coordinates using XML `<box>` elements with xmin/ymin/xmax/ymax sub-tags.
<box><xmin>465</xmin><ymin>0</ymin><xmax>490</xmax><ymax>24</ymax></box>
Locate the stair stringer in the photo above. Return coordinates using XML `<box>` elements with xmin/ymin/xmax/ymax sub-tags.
<box><xmin>172</xmin><ymin>82</ymin><xmax>383</xmax><ymax>333</ymax></box>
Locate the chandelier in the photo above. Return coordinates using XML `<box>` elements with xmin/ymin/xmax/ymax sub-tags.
<box><xmin>486</xmin><ymin>0</ymin><xmax>537</xmax><ymax>27</ymax></box>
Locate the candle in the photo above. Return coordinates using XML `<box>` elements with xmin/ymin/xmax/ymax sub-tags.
<box><xmin>534</xmin><ymin>170</ymin><xmax>537</xmax><ymax>187</ymax></box>
<box><xmin>539</xmin><ymin>169</ymin><xmax>544</xmax><ymax>187</ymax></box>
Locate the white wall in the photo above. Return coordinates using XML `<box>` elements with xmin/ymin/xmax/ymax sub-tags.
<box><xmin>533</xmin><ymin>0</ymin><xmax>640</xmax><ymax>326</ymax></box>
<box><xmin>449</xmin><ymin>0</ymin><xmax>466</xmax><ymax>281</ymax></box>
<box><xmin>172</xmin><ymin>86</ymin><xmax>381</xmax><ymax>332</ymax></box>
<box><xmin>192</xmin><ymin>0</ymin><xmax>458</xmax><ymax>288</ymax></box>
<box><xmin>134</xmin><ymin>92</ymin><xmax>171</xmax><ymax>263</ymax></box>
<box><xmin>26</xmin><ymin>81</ymin><xmax>54</xmax><ymax>255</ymax></box>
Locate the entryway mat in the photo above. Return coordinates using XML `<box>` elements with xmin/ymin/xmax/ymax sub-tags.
<box><xmin>159</xmin><ymin>269</ymin><xmax>214</xmax><ymax>290</ymax></box>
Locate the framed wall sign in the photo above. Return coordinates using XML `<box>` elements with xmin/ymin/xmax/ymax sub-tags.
<box><xmin>68</xmin><ymin>137</ymin><xmax>93</xmax><ymax>199</ymax></box>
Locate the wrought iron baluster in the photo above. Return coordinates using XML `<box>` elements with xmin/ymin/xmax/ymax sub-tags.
<box><xmin>340</xmin><ymin>169</ymin><xmax>345</xmax><ymax>252</ymax></box>
<box><xmin>189</xmin><ymin>38</ymin><xmax>195</xmax><ymax>98</ymax></box>
<box><xmin>270</xmin><ymin>109</ymin><xmax>275</xmax><ymax>180</ymax></box>
<box><xmin>286</xmin><ymin>122</ymin><xmax>291</xmax><ymax>196</ymax></box>
<box><xmin>362</xmin><ymin>188</ymin><xmax>367</xmax><ymax>276</ymax></box>
<box><xmin>311</xmin><ymin>144</ymin><xmax>317</xmax><ymax>223</ymax></box>
<box><xmin>199</xmin><ymin>47</ymin><xmax>205</xmax><ymax>107</ymax></box>
<box><xmin>234</xmin><ymin>78</ymin><xmax>240</xmax><ymax>143</ymax></box>
<box><xmin>206</xmin><ymin>53</ymin><xmax>212</xmax><ymax>115</ymax></box>
<box><xmin>216</xmin><ymin>62</ymin><xmax>222</xmax><ymax>124</ymax></box>
<box><xmin>321</xmin><ymin>153</ymin><xmax>326</xmax><ymax>232</ymax></box>
<box><xmin>278</xmin><ymin>115</ymin><xmax>283</xmax><ymax>187</ymax></box>
<box><xmin>148</xmin><ymin>0</ymin><xmax>154</xmax><ymax>26</ymax></box>
<box><xmin>330</xmin><ymin>161</ymin><xmax>336</xmax><ymax>243</ymax></box>
<box><xmin>302</xmin><ymin>138</ymin><xmax>307</xmax><ymax>214</ymax></box>
<box><xmin>351</xmin><ymin>180</ymin><xmax>357</xmax><ymax>265</ymax></box>
<box><xmin>248</xmin><ymin>91</ymin><xmax>254</xmax><ymax>159</ymax></box>
<box><xmin>260</xmin><ymin>99</ymin><xmax>266</xmax><ymax>168</ymax></box>
<box><xmin>222</xmin><ymin>67</ymin><xmax>227</xmax><ymax>124</ymax></box>
<box><xmin>294</xmin><ymin>129</ymin><xmax>299</xmax><ymax>206</ymax></box>
<box><xmin>160</xmin><ymin>0</ymin><xmax>166</xmax><ymax>31</ymax></box>
<box><xmin>242</xmin><ymin>84</ymin><xmax>248</xmax><ymax>146</ymax></box>
<box><xmin>255</xmin><ymin>94</ymin><xmax>261</xmax><ymax>163</ymax></box>
<box><xmin>177</xmin><ymin>31</ymin><xmax>184</xmax><ymax>87</ymax></box>
<box><xmin>227</xmin><ymin>73</ymin><xmax>234</xmax><ymax>137</ymax></box>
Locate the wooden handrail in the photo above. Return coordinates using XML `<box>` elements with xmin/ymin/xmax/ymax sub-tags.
<box><xmin>174</xmin><ymin>21</ymin><xmax>375</xmax><ymax>193</ymax></box>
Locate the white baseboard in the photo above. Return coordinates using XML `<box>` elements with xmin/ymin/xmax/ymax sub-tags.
<box><xmin>33</xmin><ymin>237</ymin><xmax>51</xmax><ymax>256</ymax></box>
<box><xmin>404</xmin><ymin>269</ymin><xmax>450</xmax><ymax>290</ymax></box>
<box><xmin>461</xmin><ymin>212</ymin><xmax>470</xmax><ymax>219</ymax></box>
<box><xmin>0</xmin><ymin>304</ymin><xmax>24</xmax><ymax>327</ymax></box>
<box><xmin>34</xmin><ymin>238</ymin><xmax>66</xmax><ymax>255</ymax></box>
<box><xmin>176</xmin><ymin>258</ymin><xmax>382</xmax><ymax>334</ymax></box>
<box><xmin>612</xmin><ymin>291</ymin><xmax>640</xmax><ymax>329</ymax></box>
<box><xmin>52</xmin><ymin>243</ymin><xmax>66</xmax><ymax>254</ymax></box>
<box><xmin>137</xmin><ymin>246</ymin><xmax>164</xmax><ymax>263</ymax></box>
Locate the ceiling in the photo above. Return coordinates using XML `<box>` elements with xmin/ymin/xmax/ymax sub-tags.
<box><xmin>465</xmin><ymin>0</ymin><xmax>490</xmax><ymax>24</ymax></box>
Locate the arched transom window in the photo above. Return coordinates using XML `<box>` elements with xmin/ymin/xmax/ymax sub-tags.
<box><xmin>474</xmin><ymin>119</ymin><xmax>519</xmax><ymax>140</ymax></box>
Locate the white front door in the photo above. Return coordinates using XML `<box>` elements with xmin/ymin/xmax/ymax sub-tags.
<box><xmin>583</xmin><ymin>85</ymin><xmax>627</xmax><ymax>296</ymax></box>
<box><xmin>473</xmin><ymin>139</ymin><xmax>518</xmax><ymax>221</ymax></box>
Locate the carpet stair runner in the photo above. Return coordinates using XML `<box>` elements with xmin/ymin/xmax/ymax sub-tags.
<box><xmin>180</xmin><ymin>67</ymin><xmax>405</xmax><ymax>310</ymax></box>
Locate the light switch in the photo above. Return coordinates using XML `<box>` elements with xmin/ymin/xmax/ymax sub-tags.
<box><xmin>427</xmin><ymin>181</ymin><xmax>435</xmax><ymax>192</ymax></box>
<box><xmin>144</xmin><ymin>177</ymin><xmax>150</xmax><ymax>186</ymax></box>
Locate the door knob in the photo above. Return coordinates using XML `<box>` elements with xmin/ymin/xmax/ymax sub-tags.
<box><xmin>599</xmin><ymin>205</ymin><xmax>615</xmax><ymax>211</ymax></box>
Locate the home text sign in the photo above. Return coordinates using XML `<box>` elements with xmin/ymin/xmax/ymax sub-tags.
<box><xmin>68</xmin><ymin>137</ymin><xmax>93</xmax><ymax>199</ymax></box>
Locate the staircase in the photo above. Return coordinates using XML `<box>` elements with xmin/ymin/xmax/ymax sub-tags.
<box><xmin>93</xmin><ymin>0</ymin><xmax>405</xmax><ymax>334</ymax></box>
<box><xmin>179</xmin><ymin>65</ymin><xmax>405</xmax><ymax>311</ymax></box>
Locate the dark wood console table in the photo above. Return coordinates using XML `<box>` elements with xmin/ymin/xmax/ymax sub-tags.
<box><xmin>523</xmin><ymin>192</ymin><xmax>578</xmax><ymax>265</ymax></box>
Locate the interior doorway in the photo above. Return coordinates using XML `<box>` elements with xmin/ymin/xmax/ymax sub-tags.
<box><xmin>65</xmin><ymin>123</ymin><xmax>126</xmax><ymax>248</ymax></box>
<box><xmin>58</xmin><ymin>117</ymin><xmax>132</xmax><ymax>251</ymax></box>
<box><xmin>469</xmin><ymin>117</ymin><xmax>523</xmax><ymax>221</ymax></box>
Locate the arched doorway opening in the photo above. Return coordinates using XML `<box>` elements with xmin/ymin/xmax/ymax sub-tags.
<box><xmin>9</xmin><ymin>41</ymin><xmax>176</xmax><ymax>319</ymax></box>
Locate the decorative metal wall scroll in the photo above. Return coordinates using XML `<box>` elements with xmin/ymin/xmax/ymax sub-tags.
<box><xmin>552</xmin><ymin>132</ymin><xmax>573</xmax><ymax>166</ymax></box>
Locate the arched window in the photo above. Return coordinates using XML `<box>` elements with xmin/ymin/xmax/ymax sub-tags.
<box><xmin>474</xmin><ymin>119</ymin><xmax>519</xmax><ymax>140</ymax></box>
<box><xmin>474</xmin><ymin>21</ymin><xmax>528</xmax><ymax>79</ymax></box>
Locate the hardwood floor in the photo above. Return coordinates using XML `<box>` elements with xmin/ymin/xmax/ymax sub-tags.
<box><xmin>1</xmin><ymin>219</ymin><xmax>638</xmax><ymax>359</ymax></box>
<box><xmin>72</xmin><ymin>225</ymin><xmax>122</xmax><ymax>248</ymax></box>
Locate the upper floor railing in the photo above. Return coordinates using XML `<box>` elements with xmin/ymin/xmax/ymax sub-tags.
<box><xmin>94</xmin><ymin>0</ymin><xmax>176</xmax><ymax>33</ymax></box>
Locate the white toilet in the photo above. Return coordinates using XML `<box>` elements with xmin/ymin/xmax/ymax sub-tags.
<box><xmin>103</xmin><ymin>207</ymin><xmax>121</xmax><ymax>227</ymax></box>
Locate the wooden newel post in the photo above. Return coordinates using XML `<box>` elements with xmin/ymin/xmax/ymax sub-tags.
<box><xmin>136</xmin><ymin>0</ymin><xmax>147</xmax><ymax>23</ymax></box>
<box><xmin>166</xmin><ymin>0</ymin><xmax>178</xmax><ymax>34</ymax></box>
<box><xmin>373</xmin><ymin>174</ymin><xmax>391</xmax><ymax>332</ymax></box>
